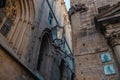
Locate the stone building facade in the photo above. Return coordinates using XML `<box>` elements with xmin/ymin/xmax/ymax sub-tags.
<box><xmin>70</xmin><ymin>0</ymin><xmax>120</xmax><ymax>80</ymax></box>
<box><xmin>0</xmin><ymin>0</ymin><xmax>75</xmax><ymax>80</ymax></box>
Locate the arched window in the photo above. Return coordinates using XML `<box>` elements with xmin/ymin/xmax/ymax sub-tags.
<box><xmin>37</xmin><ymin>31</ymin><xmax>52</xmax><ymax>79</ymax></box>
<box><xmin>37</xmin><ymin>33</ymin><xmax>50</xmax><ymax>70</ymax></box>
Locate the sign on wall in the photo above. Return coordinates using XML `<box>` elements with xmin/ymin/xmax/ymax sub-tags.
<box><xmin>103</xmin><ymin>64</ymin><xmax>116</xmax><ymax>75</ymax></box>
<box><xmin>100</xmin><ymin>52</ymin><xmax>116</xmax><ymax>75</ymax></box>
<box><xmin>100</xmin><ymin>52</ymin><xmax>112</xmax><ymax>63</ymax></box>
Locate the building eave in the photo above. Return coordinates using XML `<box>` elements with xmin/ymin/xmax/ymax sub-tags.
<box><xmin>94</xmin><ymin>2</ymin><xmax>120</xmax><ymax>34</ymax></box>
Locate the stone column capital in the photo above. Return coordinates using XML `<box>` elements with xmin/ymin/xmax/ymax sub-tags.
<box><xmin>106</xmin><ymin>32</ymin><xmax>120</xmax><ymax>47</ymax></box>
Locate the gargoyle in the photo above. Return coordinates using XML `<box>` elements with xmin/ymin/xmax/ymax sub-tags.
<box><xmin>69</xmin><ymin>3</ymin><xmax>88</xmax><ymax>16</ymax></box>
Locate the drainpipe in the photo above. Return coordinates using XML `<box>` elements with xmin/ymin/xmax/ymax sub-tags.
<box><xmin>46</xmin><ymin>0</ymin><xmax>59</xmax><ymax>24</ymax></box>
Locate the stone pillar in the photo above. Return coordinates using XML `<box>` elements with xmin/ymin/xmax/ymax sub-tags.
<box><xmin>107</xmin><ymin>33</ymin><xmax>120</xmax><ymax>65</ymax></box>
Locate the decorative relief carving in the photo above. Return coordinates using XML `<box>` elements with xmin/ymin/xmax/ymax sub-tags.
<box><xmin>69</xmin><ymin>3</ymin><xmax>88</xmax><ymax>16</ymax></box>
<box><xmin>0</xmin><ymin>0</ymin><xmax>17</xmax><ymax>37</ymax></box>
<box><xmin>106</xmin><ymin>31</ymin><xmax>120</xmax><ymax>47</ymax></box>
<box><xmin>0</xmin><ymin>17</ymin><xmax>13</xmax><ymax>36</ymax></box>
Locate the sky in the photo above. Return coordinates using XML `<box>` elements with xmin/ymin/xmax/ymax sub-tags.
<box><xmin>64</xmin><ymin>0</ymin><xmax>70</xmax><ymax>11</ymax></box>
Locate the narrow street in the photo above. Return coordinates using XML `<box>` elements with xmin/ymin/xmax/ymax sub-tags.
<box><xmin>0</xmin><ymin>0</ymin><xmax>120</xmax><ymax>80</ymax></box>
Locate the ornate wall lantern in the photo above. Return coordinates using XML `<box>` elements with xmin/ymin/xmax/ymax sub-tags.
<box><xmin>0</xmin><ymin>0</ymin><xmax>6</xmax><ymax>8</ymax></box>
<box><xmin>52</xmin><ymin>25</ymin><xmax>65</xmax><ymax>48</ymax></box>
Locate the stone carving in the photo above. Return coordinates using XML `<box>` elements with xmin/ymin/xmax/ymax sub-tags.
<box><xmin>0</xmin><ymin>17</ymin><xmax>13</xmax><ymax>36</ymax></box>
<box><xmin>69</xmin><ymin>3</ymin><xmax>88</xmax><ymax>16</ymax></box>
<box><xmin>0</xmin><ymin>0</ymin><xmax>17</xmax><ymax>37</ymax></box>
<box><xmin>106</xmin><ymin>31</ymin><xmax>120</xmax><ymax>47</ymax></box>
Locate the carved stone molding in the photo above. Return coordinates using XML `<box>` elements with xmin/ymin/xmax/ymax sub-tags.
<box><xmin>106</xmin><ymin>32</ymin><xmax>120</xmax><ymax>47</ymax></box>
<box><xmin>0</xmin><ymin>0</ymin><xmax>17</xmax><ymax>37</ymax></box>
<box><xmin>69</xmin><ymin>3</ymin><xmax>88</xmax><ymax>16</ymax></box>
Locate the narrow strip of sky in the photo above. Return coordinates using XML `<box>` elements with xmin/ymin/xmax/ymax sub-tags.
<box><xmin>64</xmin><ymin>0</ymin><xmax>70</xmax><ymax>11</ymax></box>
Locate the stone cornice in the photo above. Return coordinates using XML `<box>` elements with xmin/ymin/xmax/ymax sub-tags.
<box><xmin>96</xmin><ymin>1</ymin><xmax>120</xmax><ymax>19</ymax></box>
<box><xmin>94</xmin><ymin>1</ymin><xmax>120</xmax><ymax>34</ymax></box>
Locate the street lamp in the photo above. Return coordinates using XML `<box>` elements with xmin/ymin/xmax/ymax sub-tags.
<box><xmin>52</xmin><ymin>25</ymin><xmax>65</xmax><ymax>48</ymax></box>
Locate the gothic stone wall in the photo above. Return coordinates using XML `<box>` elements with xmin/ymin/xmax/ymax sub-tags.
<box><xmin>0</xmin><ymin>0</ymin><xmax>68</xmax><ymax>80</ymax></box>
<box><xmin>0</xmin><ymin>47</ymin><xmax>35</xmax><ymax>80</ymax></box>
<box><xmin>71</xmin><ymin>0</ymin><xmax>120</xmax><ymax>80</ymax></box>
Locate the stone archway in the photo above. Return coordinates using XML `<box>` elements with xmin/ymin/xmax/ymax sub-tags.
<box><xmin>0</xmin><ymin>0</ymin><xmax>35</xmax><ymax>55</ymax></box>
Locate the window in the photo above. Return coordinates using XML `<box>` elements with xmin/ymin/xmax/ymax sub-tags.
<box><xmin>48</xmin><ymin>11</ymin><xmax>53</xmax><ymax>25</ymax></box>
<box><xmin>37</xmin><ymin>33</ymin><xmax>51</xmax><ymax>78</ymax></box>
<box><xmin>0</xmin><ymin>17</ymin><xmax>13</xmax><ymax>37</ymax></box>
